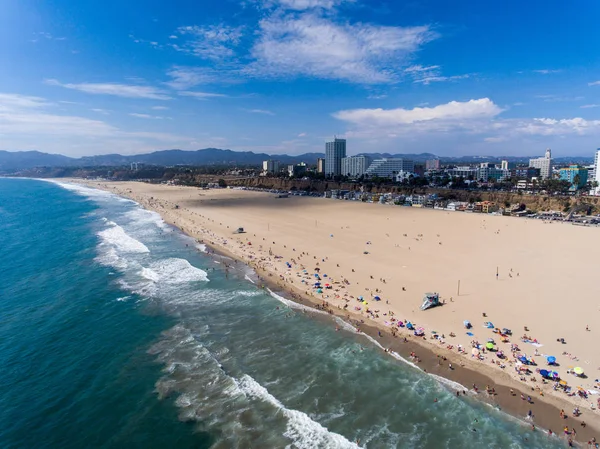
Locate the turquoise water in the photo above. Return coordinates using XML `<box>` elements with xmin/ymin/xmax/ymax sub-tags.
<box><xmin>0</xmin><ymin>178</ymin><xmax>567</xmax><ymax>448</ymax></box>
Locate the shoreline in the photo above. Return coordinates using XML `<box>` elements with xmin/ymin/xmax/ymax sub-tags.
<box><xmin>64</xmin><ymin>179</ymin><xmax>600</xmax><ymax>447</ymax></box>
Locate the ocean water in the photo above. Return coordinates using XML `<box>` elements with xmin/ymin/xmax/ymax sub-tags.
<box><xmin>0</xmin><ymin>178</ymin><xmax>567</xmax><ymax>449</ymax></box>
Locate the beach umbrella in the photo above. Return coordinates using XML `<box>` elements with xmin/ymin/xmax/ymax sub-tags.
<box><xmin>464</xmin><ymin>320</ymin><xmax>472</xmax><ymax>328</ymax></box>
<box><xmin>546</xmin><ymin>356</ymin><xmax>556</xmax><ymax>364</ymax></box>
<box><xmin>540</xmin><ymin>369</ymin><xmax>550</xmax><ymax>377</ymax></box>
<box><xmin>358</xmin><ymin>296</ymin><xmax>363</xmax><ymax>300</ymax></box>
<box><xmin>374</xmin><ymin>295</ymin><xmax>381</xmax><ymax>300</ymax></box>
<box><xmin>316</xmin><ymin>288</ymin><xmax>323</xmax><ymax>293</ymax></box>
<box><xmin>485</xmin><ymin>322</ymin><xmax>494</xmax><ymax>329</ymax></box>
<box><xmin>486</xmin><ymin>342</ymin><xmax>495</xmax><ymax>350</ymax></box>
<box><xmin>574</xmin><ymin>367</ymin><xmax>584</xmax><ymax>375</ymax></box>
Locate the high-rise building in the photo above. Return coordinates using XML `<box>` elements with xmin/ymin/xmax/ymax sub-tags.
<box><xmin>316</xmin><ymin>158</ymin><xmax>325</xmax><ymax>174</ymax></box>
<box><xmin>341</xmin><ymin>155</ymin><xmax>371</xmax><ymax>178</ymax></box>
<box><xmin>501</xmin><ymin>160</ymin><xmax>509</xmax><ymax>170</ymax></box>
<box><xmin>365</xmin><ymin>158</ymin><xmax>414</xmax><ymax>178</ymax></box>
<box><xmin>559</xmin><ymin>165</ymin><xmax>588</xmax><ymax>189</ymax></box>
<box><xmin>478</xmin><ymin>163</ymin><xmax>509</xmax><ymax>182</ymax></box>
<box><xmin>262</xmin><ymin>160</ymin><xmax>280</xmax><ymax>174</ymax></box>
<box><xmin>425</xmin><ymin>159</ymin><xmax>440</xmax><ymax>170</ymax></box>
<box><xmin>593</xmin><ymin>149</ymin><xmax>600</xmax><ymax>194</ymax></box>
<box><xmin>529</xmin><ymin>148</ymin><xmax>552</xmax><ymax>179</ymax></box>
<box><xmin>325</xmin><ymin>138</ymin><xmax>346</xmax><ymax>177</ymax></box>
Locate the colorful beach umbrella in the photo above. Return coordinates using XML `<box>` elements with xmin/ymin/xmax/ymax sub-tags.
<box><xmin>546</xmin><ymin>356</ymin><xmax>556</xmax><ymax>364</ymax></box>
<box><xmin>574</xmin><ymin>367</ymin><xmax>584</xmax><ymax>375</ymax></box>
<box><xmin>486</xmin><ymin>342</ymin><xmax>494</xmax><ymax>350</ymax></box>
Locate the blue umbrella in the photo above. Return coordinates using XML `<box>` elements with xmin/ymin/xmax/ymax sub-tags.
<box><xmin>539</xmin><ymin>369</ymin><xmax>550</xmax><ymax>377</ymax></box>
<box><xmin>374</xmin><ymin>296</ymin><xmax>381</xmax><ymax>300</ymax></box>
<box><xmin>547</xmin><ymin>356</ymin><xmax>556</xmax><ymax>364</ymax></box>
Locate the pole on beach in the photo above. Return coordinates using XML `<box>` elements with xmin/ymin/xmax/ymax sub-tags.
<box><xmin>457</xmin><ymin>280</ymin><xmax>460</xmax><ymax>296</ymax></box>
<box><xmin>496</xmin><ymin>266</ymin><xmax>499</xmax><ymax>280</ymax></box>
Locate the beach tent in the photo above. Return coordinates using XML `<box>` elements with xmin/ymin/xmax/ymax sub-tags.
<box><xmin>358</xmin><ymin>296</ymin><xmax>364</xmax><ymax>300</ymax></box>
<box><xmin>464</xmin><ymin>320</ymin><xmax>472</xmax><ymax>329</ymax></box>
<box><xmin>574</xmin><ymin>367</ymin><xmax>584</xmax><ymax>376</ymax></box>
<box><xmin>406</xmin><ymin>322</ymin><xmax>414</xmax><ymax>330</ymax></box>
<box><xmin>374</xmin><ymin>296</ymin><xmax>381</xmax><ymax>301</ymax></box>
<box><xmin>501</xmin><ymin>328</ymin><xmax>512</xmax><ymax>335</ymax></box>
<box><xmin>546</xmin><ymin>356</ymin><xmax>557</xmax><ymax>365</ymax></box>
<box><xmin>420</xmin><ymin>293</ymin><xmax>440</xmax><ymax>311</ymax></box>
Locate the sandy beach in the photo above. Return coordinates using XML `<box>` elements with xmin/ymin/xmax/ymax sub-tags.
<box><xmin>73</xmin><ymin>180</ymin><xmax>600</xmax><ymax>445</ymax></box>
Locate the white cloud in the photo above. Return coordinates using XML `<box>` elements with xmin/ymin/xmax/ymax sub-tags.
<box><xmin>262</xmin><ymin>0</ymin><xmax>350</xmax><ymax>10</ymax></box>
<box><xmin>589</xmin><ymin>80</ymin><xmax>600</xmax><ymax>86</ymax></box>
<box><xmin>514</xmin><ymin>117</ymin><xmax>600</xmax><ymax>136</ymax></box>
<box><xmin>581</xmin><ymin>104</ymin><xmax>600</xmax><ymax>109</ymax></box>
<box><xmin>164</xmin><ymin>66</ymin><xmax>234</xmax><ymax>89</ymax></box>
<box><xmin>178</xmin><ymin>91</ymin><xmax>228</xmax><ymax>99</ymax></box>
<box><xmin>367</xmin><ymin>94</ymin><xmax>387</xmax><ymax>99</ymax></box>
<box><xmin>246</xmin><ymin>14</ymin><xmax>437</xmax><ymax>83</ymax></box>
<box><xmin>298</xmin><ymin>132</ymin><xmax>307</xmax><ymax>137</ymax></box>
<box><xmin>45</xmin><ymin>79</ymin><xmax>171</xmax><ymax>100</ymax></box>
<box><xmin>404</xmin><ymin>64</ymin><xmax>440</xmax><ymax>73</ymax></box>
<box><xmin>333</xmin><ymin>98</ymin><xmax>502</xmax><ymax>127</ymax></box>
<box><xmin>0</xmin><ymin>93</ymin><xmax>49</xmax><ymax>110</ymax></box>
<box><xmin>0</xmin><ymin>92</ymin><xmax>188</xmax><ymax>155</ymax></box>
<box><xmin>151</xmin><ymin>106</ymin><xmax>169</xmax><ymax>110</ymax></box>
<box><xmin>413</xmin><ymin>74</ymin><xmax>471</xmax><ymax>84</ymax></box>
<box><xmin>169</xmin><ymin>35</ymin><xmax>178</xmax><ymax>39</ymax></box>
<box><xmin>91</xmin><ymin>108</ymin><xmax>110</xmax><ymax>115</ymax></box>
<box><xmin>245</xmin><ymin>108</ymin><xmax>275</xmax><ymax>115</ymax></box>
<box><xmin>535</xmin><ymin>94</ymin><xmax>584</xmax><ymax>102</ymax></box>
<box><xmin>533</xmin><ymin>69</ymin><xmax>561</xmax><ymax>74</ymax></box>
<box><xmin>403</xmin><ymin>64</ymin><xmax>470</xmax><ymax>84</ymax></box>
<box><xmin>175</xmin><ymin>24</ymin><xmax>243</xmax><ymax>60</ymax></box>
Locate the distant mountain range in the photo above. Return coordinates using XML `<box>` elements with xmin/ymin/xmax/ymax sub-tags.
<box><xmin>0</xmin><ymin>148</ymin><xmax>593</xmax><ymax>172</ymax></box>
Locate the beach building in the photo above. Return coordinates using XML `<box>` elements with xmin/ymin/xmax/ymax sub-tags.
<box><xmin>512</xmin><ymin>166</ymin><xmax>540</xmax><ymax>180</ymax></box>
<box><xmin>341</xmin><ymin>155</ymin><xmax>371</xmax><ymax>178</ymax></box>
<box><xmin>426</xmin><ymin>159</ymin><xmax>440</xmax><ymax>170</ymax></box>
<box><xmin>365</xmin><ymin>158</ymin><xmax>414</xmax><ymax>179</ymax></box>
<box><xmin>262</xmin><ymin>160</ymin><xmax>280</xmax><ymax>175</ymax></box>
<box><xmin>593</xmin><ymin>149</ymin><xmax>600</xmax><ymax>195</ymax></box>
<box><xmin>287</xmin><ymin>163</ymin><xmax>307</xmax><ymax>178</ymax></box>
<box><xmin>477</xmin><ymin>163</ymin><xmax>509</xmax><ymax>182</ymax></box>
<box><xmin>559</xmin><ymin>165</ymin><xmax>588</xmax><ymax>190</ymax></box>
<box><xmin>529</xmin><ymin>148</ymin><xmax>552</xmax><ymax>179</ymax></box>
<box><xmin>446</xmin><ymin>166</ymin><xmax>478</xmax><ymax>179</ymax></box>
<box><xmin>316</xmin><ymin>158</ymin><xmax>325</xmax><ymax>174</ymax></box>
<box><xmin>325</xmin><ymin>138</ymin><xmax>347</xmax><ymax>177</ymax></box>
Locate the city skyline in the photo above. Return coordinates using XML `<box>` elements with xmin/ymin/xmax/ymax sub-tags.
<box><xmin>2</xmin><ymin>0</ymin><xmax>600</xmax><ymax>157</ymax></box>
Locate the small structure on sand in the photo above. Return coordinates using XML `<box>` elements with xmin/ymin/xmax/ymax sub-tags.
<box><xmin>421</xmin><ymin>292</ymin><xmax>440</xmax><ymax>310</ymax></box>
<box><xmin>234</xmin><ymin>227</ymin><xmax>245</xmax><ymax>234</ymax></box>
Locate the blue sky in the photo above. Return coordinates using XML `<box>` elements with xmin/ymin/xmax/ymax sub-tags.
<box><xmin>2</xmin><ymin>0</ymin><xmax>600</xmax><ymax>157</ymax></box>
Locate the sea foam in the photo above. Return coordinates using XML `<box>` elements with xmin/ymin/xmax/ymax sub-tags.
<box><xmin>98</xmin><ymin>222</ymin><xmax>150</xmax><ymax>254</ymax></box>
<box><xmin>235</xmin><ymin>374</ymin><xmax>360</xmax><ymax>449</ymax></box>
<box><xmin>140</xmin><ymin>258</ymin><xmax>209</xmax><ymax>284</ymax></box>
